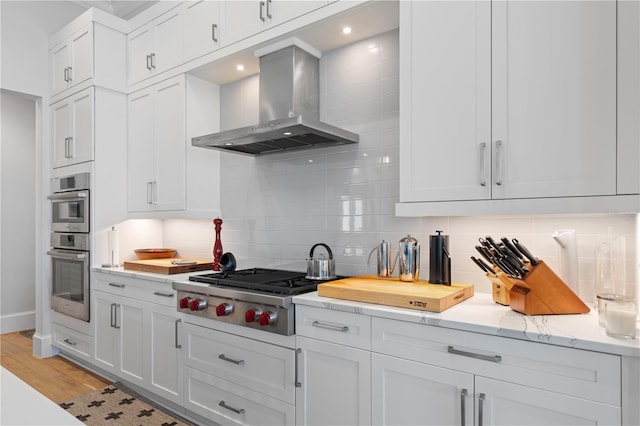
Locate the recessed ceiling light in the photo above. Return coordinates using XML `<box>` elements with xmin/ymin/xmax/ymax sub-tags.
<box><xmin>341</xmin><ymin>26</ymin><xmax>352</xmax><ymax>35</ymax></box>
<box><xmin>236</xmin><ymin>64</ymin><xmax>245</xmax><ymax>71</ymax></box>
<box><xmin>224</xmin><ymin>142</ymin><xmax>234</xmax><ymax>146</ymax></box>
<box><xmin>283</xmin><ymin>131</ymin><xmax>293</xmax><ymax>136</ymax></box>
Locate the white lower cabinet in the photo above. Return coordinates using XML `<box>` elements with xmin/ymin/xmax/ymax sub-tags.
<box><xmin>296</xmin><ymin>336</ymin><xmax>371</xmax><ymax>426</ymax></box>
<box><xmin>295</xmin><ymin>305</ymin><xmax>371</xmax><ymax>426</ymax></box>
<box><xmin>182</xmin><ymin>322</ymin><xmax>295</xmax><ymax>425</ymax></box>
<box><xmin>92</xmin><ymin>273</ymin><xmax>182</xmax><ymax>404</ymax></box>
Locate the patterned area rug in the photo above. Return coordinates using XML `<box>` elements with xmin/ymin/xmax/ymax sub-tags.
<box><xmin>59</xmin><ymin>383</ymin><xmax>194</xmax><ymax>425</ymax></box>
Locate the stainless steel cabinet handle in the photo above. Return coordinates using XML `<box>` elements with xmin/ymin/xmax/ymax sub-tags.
<box><xmin>460</xmin><ymin>388</ymin><xmax>468</xmax><ymax>426</ymax></box>
<box><xmin>114</xmin><ymin>304</ymin><xmax>120</xmax><ymax>329</ymax></box>
<box><xmin>219</xmin><ymin>401</ymin><xmax>245</xmax><ymax>415</ymax></box>
<box><xmin>110</xmin><ymin>303</ymin><xmax>117</xmax><ymax>328</ymax></box>
<box><xmin>259</xmin><ymin>1</ymin><xmax>266</xmax><ymax>21</ymax></box>
<box><xmin>64</xmin><ymin>66</ymin><xmax>70</xmax><ymax>82</ymax></box>
<box><xmin>67</xmin><ymin>66</ymin><xmax>73</xmax><ymax>82</ymax></box>
<box><xmin>153</xmin><ymin>291</ymin><xmax>174</xmax><ymax>298</ymax></box>
<box><xmin>479</xmin><ymin>142</ymin><xmax>487</xmax><ymax>187</ymax></box>
<box><xmin>67</xmin><ymin>136</ymin><xmax>73</xmax><ymax>158</ymax></box>
<box><xmin>266</xmin><ymin>0</ymin><xmax>272</xmax><ymax>18</ymax></box>
<box><xmin>63</xmin><ymin>338</ymin><xmax>77</xmax><ymax>346</ymax></box>
<box><xmin>218</xmin><ymin>354</ymin><xmax>245</xmax><ymax>365</ymax></box>
<box><xmin>146</xmin><ymin>54</ymin><xmax>152</xmax><ymax>70</ymax></box>
<box><xmin>174</xmin><ymin>318</ymin><xmax>181</xmax><ymax>349</ymax></box>
<box><xmin>295</xmin><ymin>348</ymin><xmax>302</xmax><ymax>387</ymax></box>
<box><xmin>447</xmin><ymin>346</ymin><xmax>502</xmax><ymax>363</ymax></box>
<box><xmin>147</xmin><ymin>182</ymin><xmax>153</xmax><ymax>204</ymax></box>
<box><xmin>311</xmin><ymin>320</ymin><xmax>349</xmax><ymax>332</ymax></box>
<box><xmin>64</xmin><ymin>137</ymin><xmax>69</xmax><ymax>158</ymax></box>
<box><xmin>478</xmin><ymin>393</ymin><xmax>486</xmax><ymax>426</ymax></box>
<box><xmin>494</xmin><ymin>140</ymin><xmax>503</xmax><ymax>186</ymax></box>
<box><xmin>150</xmin><ymin>53</ymin><xmax>156</xmax><ymax>69</ymax></box>
<box><xmin>108</xmin><ymin>282</ymin><xmax>125</xmax><ymax>288</ymax></box>
<box><xmin>212</xmin><ymin>23</ymin><xmax>218</xmax><ymax>42</ymax></box>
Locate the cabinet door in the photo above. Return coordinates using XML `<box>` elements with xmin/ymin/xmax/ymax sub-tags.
<box><xmin>127</xmin><ymin>87</ymin><xmax>155</xmax><ymax>212</ymax></box>
<box><xmin>149</xmin><ymin>305</ymin><xmax>182</xmax><ymax>404</ymax></box>
<box><xmin>154</xmin><ymin>9</ymin><xmax>183</xmax><ymax>73</ymax></box>
<box><xmin>491</xmin><ymin>1</ymin><xmax>617</xmax><ymax>199</ymax></box>
<box><xmin>296</xmin><ymin>336</ymin><xmax>370</xmax><ymax>426</ymax></box>
<box><xmin>223</xmin><ymin>1</ymin><xmax>266</xmax><ymax>45</ymax></box>
<box><xmin>269</xmin><ymin>0</ymin><xmax>327</xmax><ymax>27</ymax></box>
<box><xmin>50</xmin><ymin>40</ymin><xmax>70</xmax><ymax>95</ymax></box>
<box><xmin>399</xmin><ymin>1</ymin><xmax>491</xmax><ymax>202</ymax></box>
<box><xmin>183</xmin><ymin>0</ymin><xmax>221</xmax><ymax>62</ymax></box>
<box><xmin>92</xmin><ymin>291</ymin><xmax>118</xmax><ymax>374</ymax></box>
<box><xmin>69</xmin><ymin>24</ymin><xmax>93</xmax><ymax>88</ymax></box>
<box><xmin>128</xmin><ymin>24</ymin><xmax>154</xmax><ymax>85</ymax></box>
<box><xmin>51</xmin><ymin>99</ymin><xmax>71</xmax><ymax>168</ymax></box>
<box><xmin>154</xmin><ymin>76</ymin><xmax>186</xmax><ymax>211</ymax></box>
<box><xmin>118</xmin><ymin>298</ymin><xmax>146</xmax><ymax>386</ymax></box>
<box><xmin>372</xmin><ymin>353</ymin><xmax>474</xmax><ymax>426</ymax></box>
<box><xmin>69</xmin><ymin>87</ymin><xmax>94</xmax><ymax>165</ymax></box>
<box><xmin>476</xmin><ymin>376</ymin><xmax>621</xmax><ymax>425</ymax></box>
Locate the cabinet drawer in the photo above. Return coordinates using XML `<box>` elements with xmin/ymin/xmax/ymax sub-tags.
<box><xmin>52</xmin><ymin>323</ymin><xmax>92</xmax><ymax>361</ymax></box>
<box><xmin>183</xmin><ymin>323</ymin><xmax>295</xmax><ymax>404</ymax></box>
<box><xmin>372</xmin><ymin>317</ymin><xmax>621</xmax><ymax>406</ymax></box>
<box><xmin>295</xmin><ymin>305</ymin><xmax>371</xmax><ymax>350</ymax></box>
<box><xmin>146</xmin><ymin>284</ymin><xmax>177</xmax><ymax>307</ymax></box>
<box><xmin>93</xmin><ymin>273</ymin><xmax>176</xmax><ymax>306</ymax></box>
<box><xmin>183</xmin><ymin>366</ymin><xmax>295</xmax><ymax>426</ymax></box>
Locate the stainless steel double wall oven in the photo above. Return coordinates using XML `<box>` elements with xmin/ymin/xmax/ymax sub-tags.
<box><xmin>47</xmin><ymin>172</ymin><xmax>91</xmax><ymax>321</ymax></box>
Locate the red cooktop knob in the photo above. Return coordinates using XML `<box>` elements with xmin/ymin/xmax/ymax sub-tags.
<box><xmin>216</xmin><ymin>303</ymin><xmax>233</xmax><ymax>317</ymax></box>
<box><xmin>179</xmin><ymin>297</ymin><xmax>191</xmax><ymax>309</ymax></box>
<box><xmin>189</xmin><ymin>299</ymin><xmax>206</xmax><ymax>311</ymax></box>
<box><xmin>245</xmin><ymin>308</ymin><xmax>262</xmax><ymax>323</ymax></box>
<box><xmin>258</xmin><ymin>311</ymin><xmax>276</xmax><ymax>326</ymax></box>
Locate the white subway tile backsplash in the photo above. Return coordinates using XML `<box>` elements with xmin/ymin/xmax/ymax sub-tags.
<box><xmin>152</xmin><ymin>29</ymin><xmax>636</xmax><ymax>300</ymax></box>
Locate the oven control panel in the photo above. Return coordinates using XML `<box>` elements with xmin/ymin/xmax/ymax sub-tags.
<box><xmin>177</xmin><ymin>291</ymin><xmax>294</xmax><ymax>335</ymax></box>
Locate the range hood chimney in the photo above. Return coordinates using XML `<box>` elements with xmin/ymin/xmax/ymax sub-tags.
<box><xmin>192</xmin><ymin>44</ymin><xmax>359</xmax><ymax>156</ymax></box>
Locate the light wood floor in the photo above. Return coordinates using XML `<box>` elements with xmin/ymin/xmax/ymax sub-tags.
<box><xmin>0</xmin><ymin>330</ymin><xmax>110</xmax><ymax>403</ymax></box>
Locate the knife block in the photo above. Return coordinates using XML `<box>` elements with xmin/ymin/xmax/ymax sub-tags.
<box><xmin>506</xmin><ymin>260</ymin><xmax>590</xmax><ymax>315</ymax></box>
<box><xmin>488</xmin><ymin>269</ymin><xmax>513</xmax><ymax>305</ymax></box>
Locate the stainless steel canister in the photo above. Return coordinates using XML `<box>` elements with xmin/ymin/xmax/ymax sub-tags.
<box><xmin>367</xmin><ymin>240</ymin><xmax>392</xmax><ymax>278</ymax></box>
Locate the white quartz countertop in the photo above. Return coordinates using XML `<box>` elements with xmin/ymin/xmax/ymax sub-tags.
<box><xmin>292</xmin><ymin>292</ymin><xmax>640</xmax><ymax>358</ymax></box>
<box><xmin>92</xmin><ymin>266</ymin><xmax>196</xmax><ymax>285</ymax></box>
<box><xmin>0</xmin><ymin>367</ymin><xmax>83</xmax><ymax>425</ymax></box>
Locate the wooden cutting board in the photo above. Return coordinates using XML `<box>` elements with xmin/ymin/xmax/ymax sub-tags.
<box><xmin>123</xmin><ymin>258</ymin><xmax>213</xmax><ymax>275</ymax></box>
<box><xmin>317</xmin><ymin>275</ymin><xmax>474</xmax><ymax>313</ymax></box>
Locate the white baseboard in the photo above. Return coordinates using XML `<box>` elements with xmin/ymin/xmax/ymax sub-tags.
<box><xmin>1</xmin><ymin>310</ymin><xmax>35</xmax><ymax>334</ymax></box>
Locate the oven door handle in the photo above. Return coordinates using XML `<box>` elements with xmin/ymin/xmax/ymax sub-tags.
<box><xmin>47</xmin><ymin>191</ymin><xmax>88</xmax><ymax>200</ymax></box>
<box><xmin>47</xmin><ymin>250</ymin><xmax>88</xmax><ymax>260</ymax></box>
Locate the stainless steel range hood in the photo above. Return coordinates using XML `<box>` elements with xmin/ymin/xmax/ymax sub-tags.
<box><xmin>192</xmin><ymin>45</ymin><xmax>359</xmax><ymax>156</ymax></box>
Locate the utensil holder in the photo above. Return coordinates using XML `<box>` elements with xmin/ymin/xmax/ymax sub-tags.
<box><xmin>506</xmin><ymin>260</ymin><xmax>590</xmax><ymax>315</ymax></box>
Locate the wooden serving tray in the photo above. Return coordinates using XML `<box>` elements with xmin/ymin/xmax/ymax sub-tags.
<box><xmin>317</xmin><ymin>275</ymin><xmax>474</xmax><ymax>313</ymax></box>
<box><xmin>123</xmin><ymin>258</ymin><xmax>213</xmax><ymax>274</ymax></box>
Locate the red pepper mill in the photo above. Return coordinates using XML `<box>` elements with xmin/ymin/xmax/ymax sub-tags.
<box><xmin>212</xmin><ymin>218</ymin><xmax>223</xmax><ymax>271</ymax></box>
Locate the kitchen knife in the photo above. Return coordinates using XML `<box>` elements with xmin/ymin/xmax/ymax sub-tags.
<box><xmin>475</xmin><ymin>245</ymin><xmax>494</xmax><ymax>265</ymax></box>
<box><xmin>512</xmin><ymin>238</ymin><xmax>539</xmax><ymax>266</ymax></box>
<box><xmin>501</xmin><ymin>237</ymin><xmax>524</xmax><ymax>260</ymax></box>
<box><xmin>470</xmin><ymin>256</ymin><xmax>491</xmax><ymax>274</ymax></box>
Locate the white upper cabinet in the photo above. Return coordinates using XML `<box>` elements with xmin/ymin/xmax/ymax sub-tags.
<box><xmin>51</xmin><ymin>87</ymin><xmax>94</xmax><ymax>168</ymax></box>
<box><xmin>50</xmin><ymin>24</ymin><xmax>93</xmax><ymax>96</ymax></box>
<box><xmin>182</xmin><ymin>0</ymin><xmax>222</xmax><ymax>62</ymax></box>
<box><xmin>128</xmin><ymin>7</ymin><xmax>183</xmax><ymax>85</ymax></box>
<box><xmin>222</xmin><ymin>1</ymin><xmax>327</xmax><ymax>47</ymax></box>
<box><xmin>398</xmin><ymin>0</ymin><xmax>632</xmax><ymax>215</ymax></box>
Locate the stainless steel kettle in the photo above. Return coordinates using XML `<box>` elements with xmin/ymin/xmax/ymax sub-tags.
<box><xmin>367</xmin><ymin>240</ymin><xmax>392</xmax><ymax>278</ymax></box>
<box><xmin>395</xmin><ymin>235</ymin><xmax>420</xmax><ymax>282</ymax></box>
<box><xmin>306</xmin><ymin>243</ymin><xmax>336</xmax><ymax>280</ymax></box>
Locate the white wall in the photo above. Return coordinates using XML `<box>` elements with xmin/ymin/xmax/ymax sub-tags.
<box><xmin>163</xmin><ymin>30</ymin><xmax>637</xmax><ymax>303</ymax></box>
<box><xmin>1</xmin><ymin>92</ymin><xmax>36</xmax><ymax>332</ymax></box>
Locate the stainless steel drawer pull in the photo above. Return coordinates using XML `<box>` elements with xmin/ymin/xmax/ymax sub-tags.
<box><xmin>460</xmin><ymin>388</ymin><xmax>468</xmax><ymax>426</ymax></box>
<box><xmin>478</xmin><ymin>393</ymin><xmax>486</xmax><ymax>426</ymax></box>
<box><xmin>108</xmin><ymin>282</ymin><xmax>125</xmax><ymax>288</ymax></box>
<box><xmin>212</xmin><ymin>24</ymin><xmax>218</xmax><ymax>42</ymax></box>
<box><xmin>494</xmin><ymin>140</ymin><xmax>504</xmax><ymax>186</ymax></box>
<box><xmin>447</xmin><ymin>346</ymin><xmax>502</xmax><ymax>363</ymax></box>
<box><xmin>219</xmin><ymin>401</ymin><xmax>245</xmax><ymax>415</ymax></box>
<box><xmin>63</xmin><ymin>338</ymin><xmax>77</xmax><ymax>346</ymax></box>
<box><xmin>218</xmin><ymin>354</ymin><xmax>245</xmax><ymax>365</ymax></box>
<box><xmin>311</xmin><ymin>321</ymin><xmax>349</xmax><ymax>332</ymax></box>
<box><xmin>153</xmin><ymin>291</ymin><xmax>174</xmax><ymax>298</ymax></box>
<box><xmin>174</xmin><ymin>319</ymin><xmax>181</xmax><ymax>349</ymax></box>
